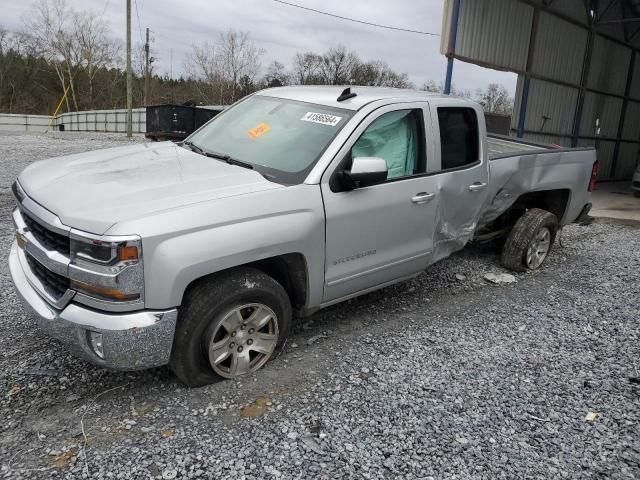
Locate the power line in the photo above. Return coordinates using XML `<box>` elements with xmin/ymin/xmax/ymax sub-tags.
<box><xmin>134</xmin><ymin>0</ymin><xmax>144</xmax><ymax>44</ymax></box>
<box><xmin>100</xmin><ymin>0</ymin><xmax>111</xmax><ymax>18</ymax></box>
<box><xmin>272</xmin><ymin>0</ymin><xmax>440</xmax><ymax>37</ymax></box>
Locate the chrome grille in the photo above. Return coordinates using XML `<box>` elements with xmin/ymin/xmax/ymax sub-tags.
<box><xmin>22</xmin><ymin>211</ymin><xmax>70</xmax><ymax>255</ymax></box>
<box><xmin>25</xmin><ymin>253</ymin><xmax>70</xmax><ymax>299</ymax></box>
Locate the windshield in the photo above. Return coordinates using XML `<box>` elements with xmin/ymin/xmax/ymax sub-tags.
<box><xmin>187</xmin><ymin>95</ymin><xmax>354</xmax><ymax>184</ymax></box>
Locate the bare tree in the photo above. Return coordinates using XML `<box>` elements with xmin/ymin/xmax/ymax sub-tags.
<box><xmin>74</xmin><ymin>11</ymin><xmax>119</xmax><ymax>108</ymax></box>
<box><xmin>186</xmin><ymin>31</ymin><xmax>263</xmax><ymax>104</ymax></box>
<box><xmin>421</xmin><ymin>80</ymin><xmax>439</xmax><ymax>92</ymax></box>
<box><xmin>292</xmin><ymin>52</ymin><xmax>322</xmax><ymax>85</ymax></box>
<box><xmin>319</xmin><ymin>46</ymin><xmax>359</xmax><ymax>85</ymax></box>
<box><xmin>352</xmin><ymin>60</ymin><xmax>412</xmax><ymax>88</ymax></box>
<box><xmin>420</xmin><ymin>80</ymin><xmax>472</xmax><ymax>98</ymax></box>
<box><xmin>217</xmin><ymin>30</ymin><xmax>264</xmax><ymax>103</ymax></box>
<box><xmin>476</xmin><ymin>83</ymin><xmax>513</xmax><ymax>115</ymax></box>
<box><xmin>263</xmin><ymin>60</ymin><xmax>289</xmax><ymax>88</ymax></box>
<box><xmin>22</xmin><ymin>0</ymin><xmax>81</xmax><ymax>111</ymax></box>
<box><xmin>184</xmin><ymin>41</ymin><xmax>223</xmax><ymax>103</ymax></box>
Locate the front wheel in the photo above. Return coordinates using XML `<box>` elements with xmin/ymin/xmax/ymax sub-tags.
<box><xmin>170</xmin><ymin>268</ymin><xmax>291</xmax><ymax>387</ymax></box>
<box><xmin>501</xmin><ymin>208</ymin><xmax>558</xmax><ymax>272</ymax></box>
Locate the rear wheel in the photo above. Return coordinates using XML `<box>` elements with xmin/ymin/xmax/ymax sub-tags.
<box><xmin>501</xmin><ymin>208</ymin><xmax>558</xmax><ymax>272</ymax></box>
<box><xmin>634</xmin><ymin>190</ymin><xmax>640</xmax><ymax>198</ymax></box>
<box><xmin>170</xmin><ymin>267</ymin><xmax>291</xmax><ymax>387</ymax></box>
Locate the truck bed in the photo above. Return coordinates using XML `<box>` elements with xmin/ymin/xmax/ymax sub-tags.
<box><xmin>479</xmin><ymin>134</ymin><xmax>597</xmax><ymax>229</ymax></box>
<box><xmin>488</xmin><ymin>134</ymin><xmax>550</xmax><ymax>158</ymax></box>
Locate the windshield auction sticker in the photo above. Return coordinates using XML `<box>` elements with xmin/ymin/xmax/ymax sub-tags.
<box><xmin>301</xmin><ymin>112</ymin><xmax>342</xmax><ymax>126</ymax></box>
<box><xmin>247</xmin><ymin>122</ymin><xmax>271</xmax><ymax>139</ymax></box>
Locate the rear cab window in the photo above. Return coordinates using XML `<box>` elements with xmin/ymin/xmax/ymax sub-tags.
<box><xmin>437</xmin><ymin>107</ymin><xmax>480</xmax><ymax>171</ymax></box>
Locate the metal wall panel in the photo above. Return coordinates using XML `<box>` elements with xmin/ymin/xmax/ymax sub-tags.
<box><xmin>530</xmin><ymin>12</ymin><xmax>587</xmax><ymax>84</ymax></box>
<box><xmin>511</xmin><ymin>75</ymin><xmax>525</xmax><ymax>130</ymax></box>
<box><xmin>531</xmin><ymin>0</ymin><xmax>588</xmax><ymax>24</ymax></box>
<box><xmin>580</xmin><ymin>92</ymin><xmax>623</xmax><ymax>137</ymax></box>
<box><xmin>616</xmin><ymin>142</ymin><xmax>640</xmax><ymax>179</ymax></box>
<box><xmin>520</xmin><ymin>132</ymin><xmax>572</xmax><ymax>147</ymax></box>
<box><xmin>440</xmin><ymin>0</ymin><xmax>454</xmax><ymax>55</ymax></box>
<box><xmin>629</xmin><ymin>54</ymin><xmax>640</xmax><ymax>101</ymax></box>
<box><xmin>579</xmin><ymin>139</ymin><xmax>614</xmax><ymax>180</ymax></box>
<box><xmin>441</xmin><ymin>0</ymin><xmax>639</xmax><ymax>180</ymax></box>
<box><xmin>587</xmin><ymin>36</ymin><xmax>631</xmax><ymax>96</ymax></box>
<box><xmin>622</xmin><ymin>100</ymin><xmax>640</xmax><ymax>140</ymax></box>
<box><xmin>523</xmin><ymin>79</ymin><xmax>579</xmax><ymax>134</ymax></box>
<box><xmin>454</xmin><ymin>0</ymin><xmax>533</xmax><ymax>71</ymax></box>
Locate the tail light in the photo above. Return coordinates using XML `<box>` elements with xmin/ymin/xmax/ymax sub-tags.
<box><xmin>588</xmin><ymin>160</ymin><xmax>599</xmax><ymax>192</ymax></box>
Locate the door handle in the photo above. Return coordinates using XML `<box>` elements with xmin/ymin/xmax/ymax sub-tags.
<box><xmin>411</xmin><ymin>192</ymin><xmax>436</xmax><ymax>204</ymax></box>
<box><xmin>468</xmin><ymin>182</ymin><xmax>488</xmax><ymax>192</ymax></box>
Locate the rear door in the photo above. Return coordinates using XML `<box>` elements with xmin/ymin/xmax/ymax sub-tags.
<box><xmin>320</xmin><ymin>103</ymin><xmax>440</xmax><ymax>303</ymax></box>
<box><xmin>426</xmin><ymin>101</ymin><xmax>490</xmax><ymax>258</ymax></box>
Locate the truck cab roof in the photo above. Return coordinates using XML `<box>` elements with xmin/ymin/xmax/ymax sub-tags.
<box><xmin>256</xmin><ymin>85</ymin><xmax>472</xmax><ymax>111</ymax></box>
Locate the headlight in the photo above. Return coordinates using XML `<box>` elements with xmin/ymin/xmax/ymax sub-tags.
<box><xmin>71</xmin><ymin>238</ymin><xmax>139</xmax><ymax>265</ymax></box>
<box><xmin>69</xmin><ymin>232</ymin><xmax>144</xmax><ymax>308</ymax></box>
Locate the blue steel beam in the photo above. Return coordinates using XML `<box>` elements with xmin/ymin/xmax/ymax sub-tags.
<box><xmin>444</xmin><ymin>0</ymin><xmax>461</xmax><ymax>95</ymax></box>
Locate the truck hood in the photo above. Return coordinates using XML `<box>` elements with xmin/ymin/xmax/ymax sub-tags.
<box><xmin>18</xmin><ymin>141</ymin><xmax>283</xmax><ymax>235</ymax></box>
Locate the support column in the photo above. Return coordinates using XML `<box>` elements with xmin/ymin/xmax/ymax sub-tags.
<box><xmin>571</xmin><ymin>24</ymin><xmax>595</xmax><ymax>147</ymax></box>
<box><xmin>610</xmin><ymin>50</ymin><xmax>636</xmax><ymax>179</ymax></box>
<box><xmin>518</xmin><ymin>8</ymin><xmax>540</xmax><ymax>138</ymax></box>
<box><xmin>444</xmin><ymin>0</ymin><xmax>461</xmax><ymax>95</ymax></box>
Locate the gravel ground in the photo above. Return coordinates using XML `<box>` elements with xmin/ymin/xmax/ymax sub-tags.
<box><xmin>0</xmin><ymin>132</ymin><xmax>638</xmax><ymax>479</ymax></box>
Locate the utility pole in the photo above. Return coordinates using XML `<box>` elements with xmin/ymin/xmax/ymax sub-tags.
<box><xmin>126</xmin><ymin>0</ymin><xmax>133</xmax><ymax>138</ymax></box>
<box><xmin>144</xmin><ymin>27</ymin><xmax>150</xmax><ymax>106</ymax></box>
<box><xmin>170</xmin><ymin>48</ymin><xmax>174</xmax><ymax>104</ymax></box>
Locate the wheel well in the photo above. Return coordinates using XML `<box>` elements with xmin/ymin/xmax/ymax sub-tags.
<box><xmin>247</xmin><ymin>254</ymin><xmax>308</xmax><ymax>310</ymax></box>
<box><xmin>182</xmin><ymin>254</ymin><xmax>309</xmax><ymax>311</ymax></box>
<box><xmin>511</xmin><ymin>190</ymin><xmax>570</xmax><ymax>221</ymax></box>
<box><xmin>478</xmin><ymin>189</ymin><xmax>570</xmax><ymax>239</ymax></box>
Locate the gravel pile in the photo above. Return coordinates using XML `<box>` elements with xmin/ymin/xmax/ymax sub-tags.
<box><xmin>0</xmin><ymin>132</ymin><xmax>638</xmax><ymax>479</ymax></box>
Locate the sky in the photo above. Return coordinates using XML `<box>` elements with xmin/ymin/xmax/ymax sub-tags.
<box><xmin>2</xmin><ymin>0</ymin><xmax>517</xmax><ymax>95</ymax></box>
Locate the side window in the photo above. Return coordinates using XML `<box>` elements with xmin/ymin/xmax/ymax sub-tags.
<box><xmin>351</xmin><ymin>109</ymin><xmax>426</xmax><ymax>180</ymax></box>
<box><xmin>437</xmin><ymin>107</ymin><xmax>480</xmax><ymax>170</ymax></box>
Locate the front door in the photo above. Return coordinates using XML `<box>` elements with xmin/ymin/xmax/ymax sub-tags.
<box><xmin>321</xmin><ymin>104</ymin><xmax>440</xmax><ymax>303</ymax></box>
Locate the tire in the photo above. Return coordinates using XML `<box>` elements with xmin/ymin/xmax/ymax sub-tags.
<box><xmin>501</xmin><ymin>208</ymin><xmax>558</xmax><ymax>272</ymax></box>
<box><xmin>169</xmin><ymin>267</ymin><xmax>292</xmax><ymax>387</ymax></box>
<box><xmin>634</xmin><ymin>191</ymin><xmax>640</xmax><ymax>198</ymax></box>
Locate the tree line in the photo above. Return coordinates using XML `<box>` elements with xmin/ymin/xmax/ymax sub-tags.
<box><xmin>0</xmin><ymin>0</ymin><xmax>513</xmax><ymax>116</ymax></box>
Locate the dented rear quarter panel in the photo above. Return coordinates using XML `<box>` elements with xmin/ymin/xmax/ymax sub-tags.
<box><xmin>479</xmin><ymin>148</ymin><xmax>596</xmax><ymax>228</ymax></box>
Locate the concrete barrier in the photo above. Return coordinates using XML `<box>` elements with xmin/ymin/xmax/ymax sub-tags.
<box><xmin>57</xmin><ymin>108</ymin><xmax>146</xmax><ymax>133</ymax></box>
<box><xmin>0</xmin><ymin>109</ymin><xmax>146</xmax><ymax>134</ymax></box>
<box><xmin>0</xmin><ymin>113</ymin><xmax>51</xmax><ymax>133</ymax></box>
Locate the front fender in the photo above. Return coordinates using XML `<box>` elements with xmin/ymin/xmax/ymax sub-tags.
<box><xmin>107</xmin><ymin>185</ymin><xmax>326</xmax><ymax>310</ymax></box>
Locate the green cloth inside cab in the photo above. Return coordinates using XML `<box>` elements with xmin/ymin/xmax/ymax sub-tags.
<box><xmin>351</xmin><ymin>110</ymin><xmax>417</xmax><ymax>179</ymax></box>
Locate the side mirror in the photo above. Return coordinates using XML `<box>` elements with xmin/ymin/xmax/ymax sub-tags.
<box><xmin>340</xmin><ymin>157</ymin><xmax>388</xmax><ymax>190</ymax></box>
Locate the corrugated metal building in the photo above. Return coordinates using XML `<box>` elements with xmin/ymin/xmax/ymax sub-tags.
<box><xmin>441</xmin><ymin>0</ymin><xmax>640</xmax><ymax>180</ymax></box>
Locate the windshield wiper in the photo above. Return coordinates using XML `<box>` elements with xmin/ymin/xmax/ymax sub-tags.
<box><xmin>204</xmin><ymin>151</ymin><xmax>254</xmax><ymax>170</ymax></box>
<box><xmin>183</xmin><ymin>140</ymin><xmax>204</xmax><ymax>155</ymax></box>
<box><xmin>183</xmin><ymin>142</ymin><xmax>254</xmax><ymax>170</ymax></box>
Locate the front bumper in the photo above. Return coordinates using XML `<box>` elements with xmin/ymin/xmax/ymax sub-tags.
<box><xmin>9</xmin><ymin>241</ymin><xmax>177</xmax><ymax>370</ymax></box>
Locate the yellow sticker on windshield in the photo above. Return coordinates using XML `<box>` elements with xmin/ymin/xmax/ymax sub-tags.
<box><xmin>247</xmin><ymin>122</ymin><xmax>271</xmax><ymax>139</ymax></box>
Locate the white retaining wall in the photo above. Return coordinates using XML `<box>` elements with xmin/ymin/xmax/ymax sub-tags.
<box><xmin>0</xmin><ymin>113</ymin><xmax>52</xmax><ymax>133</ymax></box>
<box><xmin>0</xmin><ymin>108</ymin><xmax>146</xmax><ymax>134</ymax></box>
<box><xmin>57</xmin><ymin>108</ymin><xmax>146</xmax><ymax>133</ymax></box>
<box><xmin>1</xmin><ymin>106</ymin><xmax>225</xmax><ymax>134</ymax></box>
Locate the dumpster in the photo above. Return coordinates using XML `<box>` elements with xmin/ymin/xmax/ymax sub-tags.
<box><xmin>145</xmin><ymin>104</ymin><xmax>223</xmax><ymax>141</ymax></box>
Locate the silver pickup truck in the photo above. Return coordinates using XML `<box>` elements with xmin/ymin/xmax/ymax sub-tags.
<box><xmin>9</xmin><ymin>86</ymin><xmax>598</xmax><ymax>385</ymax></box>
